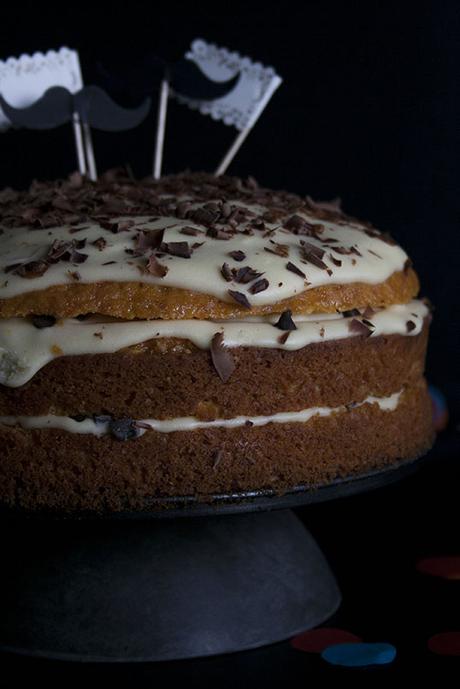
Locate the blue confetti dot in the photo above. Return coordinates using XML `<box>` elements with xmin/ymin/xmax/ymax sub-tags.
<box><xmin>321</xmin><ymin>642</ymin><xmax>397</xmax><ymax>667</ymax></box>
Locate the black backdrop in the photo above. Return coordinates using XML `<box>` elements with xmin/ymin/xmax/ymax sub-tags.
<box><xmin>1</xmin><ymin>1</ymin><xmax>458</xmax><ymax>412</ymax></box>
<box><xmin>0</xmin><ymin>2</ymin><xmax>459</xmax><ymax>681</ymax></box>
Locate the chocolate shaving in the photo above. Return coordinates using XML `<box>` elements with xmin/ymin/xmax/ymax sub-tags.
<box><xmin>12</xmin><ymin>260</ymin><xmax>49</xmax><ymax>278</ymax></box>
<box><xmin>349</xmin><ymin>319</ymin><xmax>373</xmax><ymax>336</ymax></box>
<box><xmin>134</xmin><ymin>228</ymin><xmax>165</xmax><ymax>254</ymax></box>
<box><xmin>329</xmin><ymin>254</ymin><xmax>342</xmax><ymax>267</ymax></box>
<box><xmin>109</xmin><ymin>417</ymin><xmax>142</xmax><ymax>441</ymax></box>
<box><xmin>68</xmin><ymin>270</ymin><xmax>81</xmax><ymax>281</ymax></box>
<box><xmin>228</xmin><ymin>250</ymin><xmax>246</xmax><ymax>262</ymax></box>
<box><xmin>406</xmin><ymin>320</ymin><xmax>416</xmax><ymax>332</ymax></box>
<box><xmin>274</xmin><ymin>310</ymin><xmax>297</xmax><ymax>331</ymax></box>
<box><xmin>144</xmin><ymin>255</ymin><xmax>168</xmax><ymax>277</ymax></box>
<box><xmin>233</xmin><ymin>266</ymin><xmax>263</xmax><ymax>284</ymax></box>
<box><xmin>221</xmin><ymin>263</ymin><xmax>233</xmax><ymax>282</ymax></box>
<box><xmin>264</xmin><ymin>241</ymin><xmax>289</xmax><ymax>258</ymax></box>
<box><xmin>286</xmin><ymin>261</ymin><xmax>306</xmax><ymax>278</ymax></box>
<box><xmin>31</xmin><ymin>315</ymin><xmax>56</xmax><ymax>329</ymax></box>
<box><xmin>210</xmin><ymin>332</ymin><xmax>235</xmax><ymax>383</ymax></box>
<box><xmin>341</xmin><ymin>308</ymin><xmax>361</xmax><ymax>318</ymax></box>
<box><xmin>159</xmin><ymin>241</ymin><xmax>192</xmax><ymax>258</ymax></box>
<box><xmin>92</xmin><ymin>236</ymin><xmax>107</xmax><ymax>251</ymax></box>
<box><xmin>249</xmin><ymin>278</ymin><xmax>269</xmax><ymax>294</ymax></box>
<box><xmin>228</xmin><ymin>290</ymin><xmax>252</xmax><ymax>309</ymax></box>
<box><xmin>179</xmin><ymin>226</ymin><xmax>201</xmax><ymax>236</ymax></box>
<box><xmin>278</xmin><ymin>331</ymin><xmax>291</xmax><ymax>344</ymax></box>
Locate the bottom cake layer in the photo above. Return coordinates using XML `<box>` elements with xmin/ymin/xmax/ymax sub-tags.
<box><xmin>0</xmin><ymin>381</ymin><xmax>434</xmax><ymax>513</ymax></box>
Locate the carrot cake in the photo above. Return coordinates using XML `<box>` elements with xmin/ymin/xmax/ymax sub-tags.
<box><xmin>0</xmin><ymin>170</ymin><xmax>434</xmax><ymax>512</ymax></box>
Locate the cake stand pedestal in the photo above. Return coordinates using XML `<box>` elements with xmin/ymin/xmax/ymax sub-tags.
<box><xmin>0</xmin><ymin>455</ymin><xmax>429</xmax><ymax>662</ymax></box>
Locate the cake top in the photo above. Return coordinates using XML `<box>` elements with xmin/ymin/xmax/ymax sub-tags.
<box><xmin>0</xmin><ymin>170</ymin><xmax>418</xmax><ymax>319</ymax></box>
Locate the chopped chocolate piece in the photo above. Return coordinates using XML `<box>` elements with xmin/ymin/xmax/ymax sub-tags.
<box><xmin>68</xmin><ymin>270</ymin><xmax>81</xmax><ymax>281</ymax></box>
<box><xmin>249</xmin><ymin>278</ymin><xmax>269</xmax><ymax>294</ymax></box>
<box><xmin>300</xmin><ymin>241</ymin><xmax>328</xmax><ymax>270</ymax></box>
<box><xmin>233</xmin><ymin>266</ymin><xmax>263</xmax><ymax>284</ymax></box>
<box><xmin>206</xmin><ymin>227</ymin><xmax>233</xmax><ymax>240</ymax></box>
<box><xmin>228</xmin><ymin>290</ymin><xmax>252</xmax><ymax>309</ymax></box>
<box><xmin>278</xmin><ymin>331</ymin><xmax>291</xmax><ymax>344</ymax></box>
<box><xmin>221</xmin><ymin>262</ymin><xmax>233</xmax><ymax>282</ymax></box>
<box><xmin>134</xmin><ymin>228</ymin><xmax>165</xmax><ymax>254</ymax></box>
<box><xmin>102</xmin><ymin>261</ymin><xmax>117</xmax><ymax>265</ymax></box>
<box><xmin>361</xmin><ymin>318</ymin><xmax>375</xmax><ymax>329</ymax></box>
<box><xmin>329</xmin><ymin>254</ymin><xmax>342</xmax><ymax>267</ymax></box>
<box><xmin>406</xmin><ymin>320</ymin><xmax>416</xmax><ymax>332</ymax></box>
<box><xmin>179</xmin><ymin>226</ymin><xmax>201</xmax><ymax>236</ymax></box>
<box><xmin>210</xmin><ymin>332</ymin><xmax>235</xmax><ymax>383</ymax></box>
<box><xmin>13</xmin><ymin>260</ymin><xmax>49</xmax><ymax>278</ymax></box>
<box><xmin>264</xmin><ymin>241</ymin><xmax>289</xmax><ymax>257</ymax></box>
<box><xmin>145</xmin><ymin>255</ymin><xmax>168</xmax><ymax>277</ymax></box>
<box><xmin>159</xmin><ymin>241</ymin><xmax>192</xmax><ymax>258</ymax></box>
<box><xmin>368</xmin><ymin>249</ymin><xmax>382</xmax><ymax>259</ymax></box>
<box><xmin>349</xmin><ymin>319</ymin><xmax>373</xmax><ymax>336</ymax></box>
<box><xmin>300</xmin><ymin>240</ymin><xmax>325</xmax><ymax>259</ymax></box>
<box><xmin>192</xmin><ymin>241</ymin><xmax>205</xmax><ymax>250</ymax></box>
<box><xmin>244</xmin><ymin>419</ymin><xmax>254</xmax><ymax>427</ymax></box>
<box><xmin>92</xmin><ymin>236</ymin><xmax>107</xmax><ymax>251</ymax></box>
<box><xmin>274</xmin><ymin>310</ymin><xmax>297</xmax><ymax>331</ymax></box>
<box><xmin>286</xmin><ymin>261</ymin><xmax>306</xmax><ymax>278</ymax></box>
<box><xmin>228</xmin><ymin>250</ymin><xmax>246</xmax><ymax>262</ymax></box>
<box><xmin>109</xmin><ymin>417</ymin><xmax>141</xmax><ymax>441</ymax></box>
<box><xmin>319</xmin><ymin>327</ymin><xmax>325</xmax><ymax>337</ymax></box>
<box><xmin>69</xmin><ymin>249</ymin><xmax>88</xmax><ymax>264</ymax></box>
<box><xmin>31</xmin><ymin>315</ymin><xmax>56</xmax><ymax>329</ymax></box>
<box><xmin>93</xmin><ymin>331</ymin><xmax>104</xmax><ymax>339</ymax></box>
<box><xmin>341</xmin><ymin>308</ymin><xmax>361</xmax><ymax>318</ymax></box>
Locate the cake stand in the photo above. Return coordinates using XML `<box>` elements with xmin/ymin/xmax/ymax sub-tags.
<box><xmin>0</xmin><ymin>453</ymin><xmax>431</xmax><ymax>662</ymax></box>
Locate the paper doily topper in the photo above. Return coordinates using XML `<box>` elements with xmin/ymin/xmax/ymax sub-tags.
<box><xmin>0</xmin><ymin>47</ymin><xmax>151</xmax><ymax>181</ymax></box>
<box><xmin>0</xmin><ymin>47</ymin><xmax>97</xmax><ymax>180</ymax></box>
<box><xmin>153</xmin><ymin>39</ymin><xmax>282</xmax><ymax>178</ymax></box>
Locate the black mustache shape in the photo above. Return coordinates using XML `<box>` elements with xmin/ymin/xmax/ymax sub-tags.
<box><xmin>0</xmin><ymin>86</ymin><xmax>151</xmax><ymax>131</ymax></box>
<box><xmin>0</xmin><ymin>87</ymin><xmax>73</xmax><ymax>129</ymax></box>
<box><xmin>170</xmin><ymin>60</ymin><xmax>240</xmax><ymax>100</ymax></box>
<box><xmin>96</xmin><ymin>56</ymin><xmax>240</xmax><ymax>102</ymax></box>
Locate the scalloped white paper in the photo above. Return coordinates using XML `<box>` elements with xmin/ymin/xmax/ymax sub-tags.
<box><xmin>173</xmin><ymin>39</ymin><xmax>282</xmax><ymax>131</ymax></box>
<box><xmin>0</xmin><ymin>47</ymin><xmax>83</xmax><ymax>130</ymax></box>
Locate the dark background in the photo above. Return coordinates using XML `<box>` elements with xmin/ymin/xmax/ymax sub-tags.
<box><xmin>0</xmin><ymin>1</ymin><xmax>459</xmax><ymax>681</ymax></box>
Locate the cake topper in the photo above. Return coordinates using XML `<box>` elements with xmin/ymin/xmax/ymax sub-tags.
<box><xmin>171</xmin><ymin>39</ymin><xmax>282</xmax><ymax>176</ymax></box>
<box><xmin>0</xmin><ymin>48</ymin><xmax>96</xmax><ymax>180</ymax></box>
<box><xmin>0</xmin><ymin>48</ymin><xmax>151</xmax><ymax>182</ymax></box>
<box><xmin>150</xmin><ymin>40</ymin><xmax>281</xmax><ymax>178</ymax></box>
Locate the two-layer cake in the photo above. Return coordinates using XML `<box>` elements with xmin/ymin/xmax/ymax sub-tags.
<box><xmin>0</xmin><ymin>171</ymin><xmax>434</xmax><ymax>512</ymax></box>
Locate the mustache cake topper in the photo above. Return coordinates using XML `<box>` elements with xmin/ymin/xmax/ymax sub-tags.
<box><xmin>0</xmin><ymin>85</ymin><xmax>151</xmax><ymax>131</ymax></box>
<box><xmin>0</xmin><ymin>47</ymin><xmax>99</xmax><ymax>179</ymax></box>
<box><xmin>149</xmin><ymin>39</ymin><xmax>282</xmax><ymax>178</ymax></box>
<box><xmin>97</xmin><ymin>54</ymin><xmax>242</xmax><ymax>179</ymax></box>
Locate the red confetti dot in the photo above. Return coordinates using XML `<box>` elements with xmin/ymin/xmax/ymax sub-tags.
<box><xmin>416</xmin><ymin>556</ymin><xmax>460</xmax><ymax>580</ymax></box>
<box><xmin>290</xmin><ymin>627</ymin><xmax>362</xmax><ymax>653</ymax></box>
<box><xmin>428</xmin><ymin>632</ymin><xmax>460</xmax><ymax>656</ymax></box>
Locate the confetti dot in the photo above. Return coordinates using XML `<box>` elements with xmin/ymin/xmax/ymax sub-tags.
<box><xmin>416</xmin><ymin>556</ymin><xmax>460</xmax><ymax>580</ymax></box>
<box><xmin>321</xmin><ymin>642</ymin><xmax>397</xmax><ymax>667</ymax></box>
<box><xmin>428</xmin><ymin>632</ymin><xmax>460</xmax><ymax>656</ymax></box>
<box><xmin>429</xmin><ymin>385</ymin><xmax>449</xmax><ymax>431</ymax></box>
<box><xmin>290</xmin><ymin>627</ymin><xmax>362</xmax><ymax>653</ymax></box>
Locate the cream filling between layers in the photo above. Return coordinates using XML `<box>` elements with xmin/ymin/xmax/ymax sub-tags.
<box><xmin>0</xmin><ymin>390</ymin><xmax>402</xmax><ymax>435</ymax></box>
<box><xmin>0</xmin><ymin>300</ymin><xmax>428</xmax><ymax>387</ymax></box>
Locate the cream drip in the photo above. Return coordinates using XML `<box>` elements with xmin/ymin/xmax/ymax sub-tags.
<box><xmin>0</xmin><ymin>204</ymin><xmax>408</xmax><ymax>305</ymax></box>
<box><xmin>0</xmin><ymin>390</ymin><xmax>402</xmax><ymax>435</ymax></box>
<box><xmin>0</xmin><ymin>300</ymin><xmax>428</xmax><ymax>387</ymax></box>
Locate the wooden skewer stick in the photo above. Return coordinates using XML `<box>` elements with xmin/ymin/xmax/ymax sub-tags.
<box><xmin>153</xmin><ymin>79</ymin><xmax>169</xmax><ymax>180</ymax></box>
